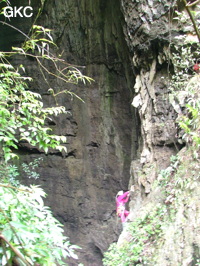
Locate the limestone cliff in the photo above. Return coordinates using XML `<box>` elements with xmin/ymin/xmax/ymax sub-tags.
<box><xmin>116</xmin><ymin>1</ymin><xmax>200</xmax><ymax>265</ymax></box>
<box><xmin>2</xmin><ymin>0</ymin><xmax>200</xmax><ymax>265</ymax></box>
<box><xmin>121</xmin><ymin>0</ymin><xmax>179</xmax><ymax>196</ymax></box>
<box><xmin>6</xmin><ymin>0</ymin><xmax>137</xmax><ymax>265</ymax></box>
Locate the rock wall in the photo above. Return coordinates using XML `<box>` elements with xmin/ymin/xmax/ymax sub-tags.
<box><xmin>117</xmin><ymin>1</ymin><xmax>200</xmax><ymax>265</ymax></box>
<box><xmin>2</xmin><ymin>0</ymin><xmax>192</xmax><ymax>265</ymax></box>
<box><xmin>120</xmin><ymin>0</ymin><xmax>179</xmax><ymax>213</ymax></box>
<box><xmin>10</xmin><ymin>0</ymin><xmax>138</xmax><ymax>265</ymax></box>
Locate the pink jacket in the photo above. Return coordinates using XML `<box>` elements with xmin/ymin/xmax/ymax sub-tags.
<box><xmin>116</xmin><ymin>191</ymin><xmax>129</xmax><ymax>207</ymax></box>
<box><xmin>116</xmin><ymin>191</ymin><xmax>130</xmax><ymax>222</ymax></box>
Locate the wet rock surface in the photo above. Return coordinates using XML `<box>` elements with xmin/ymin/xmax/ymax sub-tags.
<box><xmin>13</xmin><ymin>0</ymin><xmax>137</xmax><ymax>265</ymax></box>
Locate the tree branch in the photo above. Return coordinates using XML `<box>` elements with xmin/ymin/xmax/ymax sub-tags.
<box><xmin>182</xmin><ymin>0</ymin><xmax>200</xmax><ymax>43</ymax></box>
<box><xmin>0</xmin><ymin>184</ymin><xmax>32</xmax><ymax>193</ymax></box>
<box><xmin>0</xmin><ymin>234</ymin><xmax>32</xmax><ymax>266</ymax></box>
<box><xmin>186</xmin><ymin>0</ymin><xmax>200</xmax><ymax>7</ymax></box>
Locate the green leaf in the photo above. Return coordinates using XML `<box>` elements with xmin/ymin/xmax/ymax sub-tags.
<box><xmin>2</xmin><ymin>255</ymin><xmax>7</xmax><ymax>266</ymax></box>
<box><xmin>2</xmin><ymin>229</ymin><xmax>13</xmax><ymax>241</ymax></box>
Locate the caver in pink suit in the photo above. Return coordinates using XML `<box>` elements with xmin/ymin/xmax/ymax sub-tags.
<box><xmin>116</xmin><ymin>191</ymin><xmax>130</xmax><ymax>223</ymax></box>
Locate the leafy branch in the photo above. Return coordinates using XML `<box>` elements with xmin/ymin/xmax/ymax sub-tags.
<box><xmin>0</xmin><ymin>21</ymin><xmax>93</xmax><ymax>161</ymax></box>
<box><xmin>0</xmin><ymin>234</ymin><xmax>31</xmax><ymax>266</ymax></box>
<box><xmin>0</xmin><ymin>184</ymin><xmax>31</xmax><ymax>193</ymax></box>
<box><xmin>0</xmin><ymin>3</ymin><xmax>85</xmax><ymax>265</ymax></box>
<box><xmin>0</xmin><ymin>22</ymin><xmax>94</xmax><ymax>93</ymax></box>
<box><xmin>186</xmin><ymin>0</ymin><xmax>200</xmax><ymax>7</ymax></box>
<box><xmin>0</xmin><ymin>181</ymin><xmax>80</xmax><ymax>265</ymax></box>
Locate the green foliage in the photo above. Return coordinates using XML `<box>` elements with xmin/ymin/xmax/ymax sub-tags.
<box><xmin>157</xmin><ymin>149</ymin><xmax>200</xmax><ymax>203</ymax></box>
<box><xmin>0</xmin><ymin>163</ymin><xmax>20</xmax><ymax>187</ymax></box>
<box><xmin>0</xmin><ymin>163</ymin><xmax>80</xmax><ymax>266</ymax></box>
<box><xmin>0</xmin><ymin>21</ymin><xmax>93</xmax><ymax>162</ymax></box>
<box><xmin>169</xmin><ymin>36</ymin><xmax>200</xmax><ymax>150</ymax></box>
<box><xmin>157</xmin><ymin>154</ymin><xmax>180</xmax><ymax>187</ymax></box>
<box><xmin>0</xmin><ymin>24</ymin><xmax>68</xmax><ymax>161</ymax></box>
<box><xmin>21</xmin><ymin>158</ymin><xmax>43</xmax><ymax>180</ymax></box>
<box><xmin>105</xmin><ymin>153</ymin><xmax>199</xmax><ymax>266</ymax></box>
<box><xmin>103</xmin><ymin>205</ymin><xmax>168</xmax><ymax>266</ymax></box>
<box><xmin>169</xmin><ymin>4</ymin><xmax>200</xmax><ymax>151</ymax></box>
<box><xmin>0</xmin><ymin>10</ymin><xmax>90</xmax><ymax>265</ymax></box>
<box><xmin>0</xmin><ymin>58</ymin><xmax>68</xmax><ymax>161</ymax></box>
<box><xmin>23</xmin><ymin>25</ymin><xmax>56</xmax><ymax>53</ymax></box>
<box><xmin>178</xmin><ymin>95</ymin><xmax>200</xmax><ymax>147</ymax></box>
<box><xmin>11</xmin><ymin>24</ymin><xmax>94</xmax><ymax>91</ymax></box>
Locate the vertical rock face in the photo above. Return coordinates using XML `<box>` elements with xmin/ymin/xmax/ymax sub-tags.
<box><xmin>12</xmin><ymin>0</ymin><xmax>138</xmax><ymax>265</ymax></box>
<box><xmin>118</xmin><ymin>1</ymin><xmax>200</xmax><ymax>265</ymax></box>
<box><xmin>2</xmin><ymin>0</ymin><xmax>189</xmax><ymax>264</ymax></box>
<box><xmin>120</xmin><ymin>0</ymin><xmax>178</xmax><ymax>207</ymax></box>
